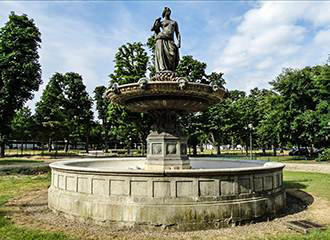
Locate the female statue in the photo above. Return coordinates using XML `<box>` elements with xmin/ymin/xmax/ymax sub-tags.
<box><xmin>151</xmin><ymin>7</ymin><xmax>181</xmax><ymax>72</ymax></box>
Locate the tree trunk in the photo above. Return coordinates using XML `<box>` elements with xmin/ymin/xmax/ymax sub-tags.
<box><xmin>262</xmin><ymin>148</ymin><xmax>266</xmax><ymax>155</ymax></box>
<box><xmin>217</xmin><ymin>145</ymin><xmax>221</xmax><ymax>155</ymax></box>
<box><xmin>273</xmin><ymin>147</ymin><xmax>277</xmax><ymax>156</ymax></box>
<box><xmin>0</xmin><ymin>141</ymin><xmax>5</xmax><ymax>158</ymax></box>
<box><xmin>104</xmin><ymin>140</ymin><xmax>109</xmax><ymax>153</ymax></box>
<box><xmin>64</xmin><ymin>139</ymin><xmax>69</xmax><ymax>153</ymax></box>
<box><xmin>127</xmin><ymin>145</ymin><xmax>131</xmax><ymax>155</ymax></box>
<box><xmin>48</xmin><ymin>137</ymin><xmax>53</xmax><ymax>152</ymax></box>
<box><xmin>21</xmin><ymin>140</ymin><xmax>24</xmax><ymax>155</ymax></box>
<box><xmin>200</xmin><ymin>143</ymin><xmax>204</xmax><ymax>153</ymax></box>
<box><xmin>192</xmin><ymin>144</ymin><xmax>197</xmax><ymax>156</ymax></box>
<box><xmin>85</xmin><ymin>137</ymin><xmax>89</xmax><ymax>153</ymax></box>
<box><xmin>309</xmin><ymin>144</ymin><xmax>314</xmax><ymax>156</ymax></box>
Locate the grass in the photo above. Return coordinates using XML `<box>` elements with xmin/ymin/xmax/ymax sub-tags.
<box><xmin>5</xmin><ymin>149</ymin><xmax>81</xmax><ymax>157</ymax></box>
<box><xmin>254</xmin><ymin>228</ymin><xmax>330</xmax><ymax>240</ymax></box>
<box><xmin>257</xmin><ymin>155</ymin><xmax>317</xmax><ymax>163</ymax></box>
<box><xmin>266</xmin><ymin>171</ymin><xmax>330</xmax><ymax>240</ymax></box>
<box><xmin>284</xmin><ymin>171</ymin><xmax>330</xmax><ymax>201</ymax></box>
<box><xmin>0</xmin><ymin>158</ymin><xmax>43</xmax><ymax>165</ymax></box>
<box><xmin>0</xmin><ymin>174</ymin><xmax>75</xmax><ymax>240</ymax></box>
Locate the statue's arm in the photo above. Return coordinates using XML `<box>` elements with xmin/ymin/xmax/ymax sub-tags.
<box><xmin>175</xmin><ymin>22</ymin><xmax>181</xmax><ymax>48</ymax></box>
<box><xmin>151</xmin><ymin>18</ymin><xmax>161</xmax><ymax>34</ymax></box>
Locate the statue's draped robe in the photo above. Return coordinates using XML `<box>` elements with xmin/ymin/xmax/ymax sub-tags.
<box><xmin>153</xmin><ymin>20</ymin><xmax>179</xmax><ymax>72</ymax></box>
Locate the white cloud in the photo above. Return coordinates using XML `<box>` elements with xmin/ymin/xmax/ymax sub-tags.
<box><xmin>214</xmin><ymin>1</ymin><xmax>330</xmax><ymax>92</ymax></box>
<box><xmin>314</xmin><ymin>28</ymin><xmax>330</xmax><ymax>46</ymax></box>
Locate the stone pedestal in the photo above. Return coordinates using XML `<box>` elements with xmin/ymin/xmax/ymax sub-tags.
<box><xmin>146</xmin><ymin>131</ymin><xmax>190</xmax><ymax>170</ymax></box>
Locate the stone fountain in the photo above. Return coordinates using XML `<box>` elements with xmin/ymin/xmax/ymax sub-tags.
<box><xmin>48</xmin><ymin>7</ymin><xmax>285</xmax><ymax>230</ymax></box>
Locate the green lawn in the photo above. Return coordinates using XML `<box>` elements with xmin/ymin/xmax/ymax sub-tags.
<box><xmin>4</xmin><ymin>149</ymin><xmax>81</xmax><ymax>157</ymax></box>
<box><xmin>257</xmin><ymin>156</ymin><xmax>317</xmax><ymax>163</ymax></box>
<box><xmin>0</xmin><ymin>174</ymin><xmax>75</xmax><ymax>240</ymax></box>
<box><xmin>255</xmin><ymin>228</ymin><xmax>330</xmax><ymax>240</ymax></box>
<box><xmin>0</xmin><ymin>158</ymin><xmax>43</xmax><ymax>165</ymax></box>
<box><xmin>284</xmin><ymin>171</ymin><xmax>330</xmax><ymax>201</ymax></box>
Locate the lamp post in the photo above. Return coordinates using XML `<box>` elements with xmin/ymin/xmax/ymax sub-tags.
<box><xmin>248</xmin><ymin>123</ymin><xmax>253</xmax><ymax>160</ymax></box>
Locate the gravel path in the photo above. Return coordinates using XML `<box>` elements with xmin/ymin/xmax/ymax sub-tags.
<box><xmin>284</xmin><ymin>162</ymin><xmax>330</xmax><ymax>174</ymax></box>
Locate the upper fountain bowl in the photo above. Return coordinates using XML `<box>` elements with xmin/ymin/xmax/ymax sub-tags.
<box><xmin>107</xmin><ymin>80</ymin><xmax>225</xmax><ymax>113</ymax></box>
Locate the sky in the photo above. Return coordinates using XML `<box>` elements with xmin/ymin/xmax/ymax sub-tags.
<box><xmin>1</xmin><ymin>1</ymin><xmax>330</xmax><ymax>113</ymax></box>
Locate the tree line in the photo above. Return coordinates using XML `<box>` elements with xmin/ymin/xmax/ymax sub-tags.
<box><xmin>0</xmin><ymin>12</ymin><xmax>329</xmax><ymax>157</ymax></box>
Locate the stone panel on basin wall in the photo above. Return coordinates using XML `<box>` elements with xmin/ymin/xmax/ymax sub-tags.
<box><xmin>92</xmin><ymin>178</ymin><xmax>107</xmax><ymax>196</ymax></box>
<box><xmin>58</xmin><ymin>175</ymin><xmax>65</xmax><ymax>190</ymax></box>
<box><xmin>66</xmin><ymin>176</ymin><xmax>76</xmax><ymax>192</ymax></box>
<box><xmin>264</xmin><ymin>176</ymin><xmax>273</xmax><ymax>190</ymax></box>
<box><xmin>220</xmin><ymin>179</ymin><xmax>236</xmax><ymax>196</ymax></box>
<box><xmin>131</xmin><ymin>181</ymin><xmax>148</xmax><ymax>196</ymax></box>
<box><xmin>254</xmin><ymin>177</ymin><xmax>263</xmax><ymax>192</ymax></box>
<box><xmin>153</xmin><ymin>181</ymin><xmax>171</xmax><ymax>197</ymax></box>
<box><xmin>53</xmin><ymin>173</ymin><xmax>58</xmax><ymax>188</ymax></box>
<box><xmin>199</xmin><ymin>180</ymin><xmax>216</xmax><ymax>196</ymax></box>
<box><xmin>110</xmin><ymin>180</ymin><xmax>126</xmax><ymax>196</ymax></box>
<box><xmin>176</xmin><ymin>181</ymin><xmax>193</xmax><ymax>197</ymax></box>
<box><xmin>239</xmin><ymin>178</ymin><xmax>251</xmax><ymax>194</ymax></box>
<box><xmin>78</xmin><ymin>177</ymin><xmax>91</xmax><ymax>194</ymax></box>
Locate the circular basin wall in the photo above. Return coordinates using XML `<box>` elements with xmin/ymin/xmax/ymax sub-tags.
<box><xmin>48</xmin><ymin>158</ymin><xmax>285</xmax><ymax>230</ymax></box>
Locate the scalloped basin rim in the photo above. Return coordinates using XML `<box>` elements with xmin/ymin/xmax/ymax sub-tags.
<box><xmin>49</xmin><ymin>157</ymin><xmax>285</xmax><ymax>174</ymax></box>
<box><xmin>111</xmin><ymin>81</ymin><xmax>218</xmax><ymax>89</ymax></box>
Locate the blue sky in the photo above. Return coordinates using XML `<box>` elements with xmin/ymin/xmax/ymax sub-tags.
<box><xmin>1</xmin><ymin>1</ymin><xmax>330</xmax><ymax>112</ymax></box>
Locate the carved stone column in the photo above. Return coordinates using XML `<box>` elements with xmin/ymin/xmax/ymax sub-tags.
<box><xmin>145</xmin><ymin>110</ymin><xmax>190</xmax><ymax>170</ymax></box>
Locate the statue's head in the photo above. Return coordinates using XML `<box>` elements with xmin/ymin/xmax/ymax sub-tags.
<box><xmin>162</xmin><ymin>7</ymin><xmax>171</xmax><ymax>18</ymax></box>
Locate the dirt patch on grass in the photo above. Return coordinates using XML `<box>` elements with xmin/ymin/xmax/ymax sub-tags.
<box><xmin>284</xmin><ymin>163</ymin><xmax>330</xmax><ymax>174</ymax></box>
<box><xmin>4</xmin><ymin>188</ymin><xmax>330</xmax><ymax>240</ymax></box>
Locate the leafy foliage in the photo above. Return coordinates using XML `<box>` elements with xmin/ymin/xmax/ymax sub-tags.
<box><xmin>270</xmin><ymin>65</ymin><xmax>329</xmax><ymax>150</ymax></box>
<box><xmin>109</xmin><ymin>42</ymin><xmax>149</xmax><ymax>85</ymax></box>
<box><xmin>107</xmin><ymin>42</ymin><xmax>152</xmax><ymax>152</ymax></box>
<box><xmin>35</xmin><ymin>72</ymin><xmax>93</xmax><ymax>150</ymax></box>
<box><xmin>10</xmin><ymin>106</ymin><xmax>34</xmax><ymax>141</ymax></box>
<box><xmin>0</xmin><ymin>12</ymin><xmax>42</xmax><ymax>157</ymax></box>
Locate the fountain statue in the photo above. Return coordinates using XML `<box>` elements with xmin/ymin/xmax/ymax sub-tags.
<box><xmin>152</xmin><ymin>7</ymin><xmax>180</xmax><ymax>73</ymax></box>
<box><xmin>48</xmin><ymin>7</ymin><xmax>285</xmax><ymax>230</ymax></box>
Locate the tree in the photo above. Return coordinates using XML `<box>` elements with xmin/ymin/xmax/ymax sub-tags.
<box><xmin>207</xmin><ymin>72</ymin><xmax>226</xmax><ymax>88</ymax></box>
<box><xmin>256</xmin><ymin>93</ymin><xmax>289</xmax><ymax>156</ymax></box>
<box><xmin>94</xmin><ymin>86</ymin><xmax>110</xmax><ymax>152</ymax></box>
<box><xmin>35</xmin><ymin>72</ymin><xmax>93</xmax><ymax>152</ymax></box>
<box><xmin>270</xmin><ymin>64</ymin><xmax>330</xmax><ymax>152</ymax></box>
<box><xmin>0</xmin><ymin>12</ymin><xmax>42</xmax><ymax>157</ymax></box>
<box><xmin>146</xmin><ymin>35</ymin><xmax>156</xmax><ymax>78</ymax></box>
<box><xmin>35</xmin><ymin>73</ymin><xmax>66</xmax><ymax>151</ymax></box>
<box><xmin>176</xmin><ymin>55</ymin><xmax>207</xmax><ymax>82</ymax></box>
<box><xmin>10</xmin><ymin>106</ymin><xmax>34</xmax><ymax>152</ymax></box>
<box><xmin>108</xmin><ymin>42</ymin><xmax>151</xmax><ymax>153</ymax></box>
<box><xmin>109</xmin><ymin>42</ymin><xmax>149</xmax><ymax>85</ymax></box>
<box><xmin>62</xmin><ymin>72</ymin><xmax>94</xmax><ymax>152</ymax></box>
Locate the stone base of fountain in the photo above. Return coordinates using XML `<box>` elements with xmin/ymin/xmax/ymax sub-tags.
<box><xmin>48</xmin><ymin>158</ymin><xmax>285</xmax><ymax>230</ymax></box>
<box><xmin>146</xmin><ymin>131</ymin><xmax>190</xmax><ymax>170</ymax></box>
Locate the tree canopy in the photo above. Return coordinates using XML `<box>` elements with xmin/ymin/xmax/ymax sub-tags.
<box><xmin>0</xmin><ymin>12</ymin><xmax>42</xmax><ymax>157</ymax></box>
<box><xmin>35</xmin><ymin>72</ymin><xmax>93</xmax><ymax>151</ymax></box>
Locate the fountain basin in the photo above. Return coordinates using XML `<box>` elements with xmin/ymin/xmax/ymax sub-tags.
<box><xmin>48</xmin><ymin>158</ymin><xmax>285</xmax><ymax>230</ymax></box>
<box><xmin>107</xmin><ymin>81</ymin><xmax>225</xmax><ymax>112</ymax></box>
